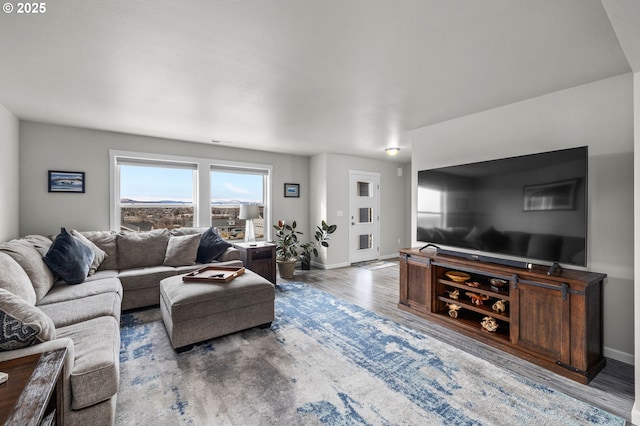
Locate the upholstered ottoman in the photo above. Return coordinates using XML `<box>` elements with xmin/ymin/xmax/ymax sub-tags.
<box><xmin>160</xmin><ymin>270</ymin><xmax>275</xmax><ymax>351</ymax></box>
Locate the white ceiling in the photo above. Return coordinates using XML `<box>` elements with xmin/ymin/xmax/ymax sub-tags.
<box><xmin>0</xmin><ymin>0</ymin><xmax>631</xmax><ymax>163</ymax></box>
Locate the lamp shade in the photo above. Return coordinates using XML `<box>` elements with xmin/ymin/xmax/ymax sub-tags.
<box><xmin>238</xmin><ymin>204</ymin><xmax>260</xmax><ymax>220</ymax></box>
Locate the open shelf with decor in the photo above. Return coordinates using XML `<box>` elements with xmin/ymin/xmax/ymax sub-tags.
<box><xmin>398</xmin><ymin>247</ymin><xmax>607</xmax><ymax>384</ymax></box>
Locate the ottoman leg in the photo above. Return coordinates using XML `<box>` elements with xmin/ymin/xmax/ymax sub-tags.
<box><xmin>258</xmin><ymin>322</ymin><xmax>272</xmax><ymax>329</ymax></box>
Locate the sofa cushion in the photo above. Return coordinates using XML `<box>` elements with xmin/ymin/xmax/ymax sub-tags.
<box><xmin>0</xmin><ymin>239</ymin><xmax>55</xmax><ymax>302</ymax></box>
<box><xmin>70</xmin><ymin>230</ymin><xmax>107</xmax><ymax>275</ymax></box>
<box><xmin>22</xmin><ymin>234</ymin><xmax>53</xmax><ymax>257</ymax></box>
<box><xmin>0</xmin><ymin>252</ymin><xmax>37</xmax><ymax>305</ymax></box>
<box><xmin>117</xmin><ymin>266</ymin><xmax>178</xmax><ymax>292</ymax></box>
<box><xmin>163</xmin><ymin>234</ymin><xmax>201</xmax><ymax>267</ymax></box>
<box><xmin>56</xmin><ymin>316</ymin><xmax>120</xmax><ymax>410</ymax></box>
<box><xmin>43</xmin><ymin>228</ymin><xmax>95</xmax><ymax>285</ymax></box>
<box><xmin>83</xmin><ymin>270</ymin><xmax>119</xmax><ymax>283</ymax></box>
<box><xmin>117</xmin><ymin>229</ymin><xmax>170</xmax><ymax>270</ymax></box>
<box><xmin>38</xmin><ymin>277</ymin><xmax>123</xmax><ymax>305</ymax></box>
<box><xmin>38</xmin><ymin>292</ymin><xmax>121</xmax><ymax>328</ymax></box>
<box><xmin>196</xmin><ymin>228</ymin><xmax>231</xmax><ymax>263</ymax></box>
<box><xmin>0</xmin><ymin>289</ymin><xmax>55</xmax><ymax>351</ymax></box>
<box><xmin>80</xmin><ymin>231</ymin><xmax>117</xmax><ymax>271</ymax></box>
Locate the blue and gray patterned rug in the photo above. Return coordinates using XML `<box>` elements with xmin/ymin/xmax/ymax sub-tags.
<box><xmin>116</xmin><ymin>282</ymin><xmax>623</xmax><ymax>425</ymax></box>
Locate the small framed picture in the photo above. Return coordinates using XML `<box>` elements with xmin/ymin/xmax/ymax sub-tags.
<box><xmin>48</xmin><ymin>171</ymin><xmax>85</xmax><ymax>193</ymax></box>
<box><xmin>284</xmin><ymin>183</ymin><xmax>300</xmax><ymax>198</ymax></box>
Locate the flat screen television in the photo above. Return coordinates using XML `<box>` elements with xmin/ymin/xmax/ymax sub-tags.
<box><xmin>417</xmin><ymin>147</ymin><xmax>587</xmax><ymax>267</ymax></box>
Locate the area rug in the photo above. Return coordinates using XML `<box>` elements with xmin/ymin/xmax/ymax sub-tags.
<box><xmin>116</xmin><ymin>282</ymin><xmax>623</xmax><ymax>425</ymax></box>
<box><xmin>352</xmin><ymin>259</ymin><xmax>398</xmax><ymax>270</ymax></box>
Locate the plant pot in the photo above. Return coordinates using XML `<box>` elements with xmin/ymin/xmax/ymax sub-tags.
<box><xmin>277</xmin><ymin>258</ymin><xmax>297</xmax><ymax>279</ymax></box>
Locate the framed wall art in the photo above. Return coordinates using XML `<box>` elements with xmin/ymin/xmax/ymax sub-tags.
<box><xmin>48</xmin><ymin>170</ymin><xmax>85</xmax><ymax>193</ymax></box>
<box><xmin>284</xmin><ymin>183</ymin><xmax>299</xmax><ymax>198</ymax></box>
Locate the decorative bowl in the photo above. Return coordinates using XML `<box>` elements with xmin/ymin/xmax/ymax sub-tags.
<box><xmin>445</xmin><ymin>271</ymin><xmax>471</xmax><ymax>283</ymax></box>
<box><xmin>489</xmin><ymin>278</ymin><xmax>508</xmax><ymax>288</ymax></box>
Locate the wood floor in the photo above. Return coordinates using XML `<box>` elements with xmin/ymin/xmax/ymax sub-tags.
<box><xmin>279</xmin><ymin>260</ymin><xmax>635</xmax><ymax>424</ymax></box>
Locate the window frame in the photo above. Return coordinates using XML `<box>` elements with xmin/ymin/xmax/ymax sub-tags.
<box><xmin>210</xmin><ymin>161</ymin><xmax>272</xmax><ymax>241</ymax></box>
<box><xmin>110</xmin><ymin>150</ymin><xmax>272</xmax><ymax>240</ymax></box>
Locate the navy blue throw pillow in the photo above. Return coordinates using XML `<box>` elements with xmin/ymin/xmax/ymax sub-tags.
<box><xmin>43</xmin><ymin>228</ymin><xmax>95</xmax><ymax>285</ymax></box>
<box><xmin>196</xmin><ymin>228</ymin><xmax>231</xmax><ymax>263</ymax></box>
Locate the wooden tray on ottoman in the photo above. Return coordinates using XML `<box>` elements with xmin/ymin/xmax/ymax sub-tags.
<box><xmin>182</xmin><ymin>266</ymin><xmax>245</xmax><ymax>283</ymax></box>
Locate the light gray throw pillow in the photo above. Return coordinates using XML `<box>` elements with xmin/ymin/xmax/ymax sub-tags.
<box><xmin>0</xmin><ymin>239</ymin><xmax>55</xmax><ymax>303</ymax></box>
<box><xmin>0</xmin><ymin>253</ymin><xmax>37</xmax><ymax>305</ymax></box>
<box><xmin>117</xmin><ymin>229</ymin><xmax>170</xmax><ymax>270</ymax></box>
<box><xmin>71</xmin><ymin>229</ymin><xmax>107</xmax><ymax>275</ymax></box>
<box><xmin>163</xmin><ymin>234</ymin><xmax>201</xmax><ymax>267</ymax></box>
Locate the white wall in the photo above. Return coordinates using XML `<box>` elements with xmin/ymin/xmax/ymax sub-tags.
<box><xmin>410</xmin><ymin>74</ymin><xmax>634</xmax><ymax>362</ymax></box>
<box><xmin>316</xmin><ymin>153</ymin><xmax>411</xmax><ymax>268</ymax></box>
<box><xmin>0</xmin><ymin>105</ymin><xmax>19</xmax><ymax>241</ymax></box>
<box><xmin>18</xmin><ymin>122</ymin><xmax>310</xmax><ymax>237</ymax></box>
<box><xmin>309</xmin><ymin>154</ymin><xmax>329</xmax><ymax>264</ymax></box>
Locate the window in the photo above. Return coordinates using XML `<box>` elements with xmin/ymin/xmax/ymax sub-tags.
<box><xmin>210</xmin><ymin>166</ymin><xmax>268</xmax><ymax>241</ymax></box>
<box><xmin>111</xmin><ymin>151</ymin><xmax>272</xmax><ymax>238</ymax></box>
<box><xmin>116</xmin><ymin>158</ymin><xmax>196</xmax><ymax>231</ymax></box>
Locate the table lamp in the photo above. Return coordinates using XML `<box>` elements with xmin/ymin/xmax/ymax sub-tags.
<box><xmin>238</xmin><ymin>204</ymin><xmax>260</xmax><ymax>242</ymax></box>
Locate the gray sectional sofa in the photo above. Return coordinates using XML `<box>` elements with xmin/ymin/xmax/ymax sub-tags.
<box><xmin>0</xmin><ymin>227</ymin><xmax>242</xmax><ymax>425</ymax></box>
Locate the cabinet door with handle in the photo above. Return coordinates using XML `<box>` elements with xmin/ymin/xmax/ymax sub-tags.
<box><xmin>399</xmin><ymin>255</ymin><xmax>432</xmax><ymax>314</ymax></box>
<box><xmin>512</xmin><ymin>277</ymin><xmax>571</xmax><ymax>365</ymax></box>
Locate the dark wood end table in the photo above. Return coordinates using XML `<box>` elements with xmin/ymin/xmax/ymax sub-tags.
<box><xmin>0</xmin><ymin>347</ymin><xmax>67</xmax><ymax>426</ymax></box>
<box><xmin>233</xmin><ymin>242</ymin><xmax>277</xmax><ymax>284</ymax></box>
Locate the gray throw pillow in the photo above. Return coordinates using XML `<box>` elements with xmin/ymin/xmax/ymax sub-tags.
<box><xmin>163</xmin><ymin>234</ymin><xmax>201</xmax><ymax>267</ymax></box>
<box><xmin>70</xmin><ymin>229</ymin><xmax>107</xmax><ymax>275</ymax></box>
<box><xmin>80</xmin><ymin>231</ymin><xmax>117</xmax><ymax>271</ymax></box>
<box><xmin>117</xmin><ymin>229</ymin><xmax>170</xmax><ymax>270</ymax></box>
<box><xmin>22</xmin><ymin>234</ymin><xmax>54</xmax><ymax>257</ymax></box>
<box><xmin>0</xmin><ymin>253</ymin><xmax>37</xmax><ymax>306</ymax></box>
<box><xmin>170</xmin><ymin>227</ymin><xmax>209</xmax><ymax>236</ymax></box>
<box><xmin>43</xmin><ymin>228</ymin><xmax>95</xmax><ymax>285</ymax></box>
<box><xmin>0</xmin><ymin>288</ymin><xmax>55</xmax><ymax>351</ymax></box>
<box><xmin>0</xmin><ymin>239</ymin><xmax>55</xmax><ymax>302</ymax></box>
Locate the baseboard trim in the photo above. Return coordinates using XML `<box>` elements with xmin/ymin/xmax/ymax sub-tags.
<box><xmin>311</xmin><ymin>261</ymin><xmax>351</xmax><ymax>270</ymax></box>
<box><xmin>604</xmin><ymin>346</ymin><xmax>634</xmax><ymax>365</ymax></box>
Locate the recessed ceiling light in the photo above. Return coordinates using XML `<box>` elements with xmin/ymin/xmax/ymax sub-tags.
<box><xmin>385</xmin><ymin>147</ymin><xmax>400</xmax><ymax>156</ymax></box>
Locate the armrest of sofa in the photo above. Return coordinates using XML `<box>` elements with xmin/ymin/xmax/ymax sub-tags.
<box><xmin>0</xmin><ymin>337</ymin><xmax>74</xmax><ymax>363</ymax></box>
<box><xmin>218</xmin><ymin>247</ymin><xmax>241</xmax><ymax>262</ymax></box>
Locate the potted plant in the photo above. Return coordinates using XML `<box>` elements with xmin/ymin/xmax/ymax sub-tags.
<box><xmin>272</xmin><ymin>220</ymin><xmax>302</xmax><ymax>279</ymax></box>
<box><xmin>272</xmin><ymin>220</ymin><xmax>337</xmax><ymax>278</ymax></box>
<box><xmin>299</xmin><ymin>221</ymin><xmax>337</xmax><ymax>270</ymax></box>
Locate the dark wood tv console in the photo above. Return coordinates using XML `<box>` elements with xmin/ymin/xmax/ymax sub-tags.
<box><xmin>398</xmin><ymin>248</ymin><xmax>606</xmax><ymax>384</ymax></box>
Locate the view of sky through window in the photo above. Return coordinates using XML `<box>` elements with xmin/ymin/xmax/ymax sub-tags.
<box><xmin>120</xmin><ymin>165</ymin><xmax>193</xmax><ymax>203</ymax></box>
<box><xmin>211</xmin><ymin>171</ymin><xmax>263</xmax><ymax>204</ymax></box>
<box><xmin>120</xmin><ymin>165</ymin><xmax>263</xmax><ymax>204</ymax></box>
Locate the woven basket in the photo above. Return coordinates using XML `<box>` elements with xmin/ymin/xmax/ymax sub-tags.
<box><xmin>277</xmin><ymin>259</ymin><xmax>297</xmax><ymax>279</ymax></box>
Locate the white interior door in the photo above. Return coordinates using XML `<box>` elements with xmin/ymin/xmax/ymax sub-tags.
<box><xmin>349</xmin><ymin>170</ymin><xmax>380</xmax><ymax>263</ymax></box>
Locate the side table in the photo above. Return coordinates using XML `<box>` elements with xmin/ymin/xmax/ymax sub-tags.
<box><xmin>233</xmin><ymin>242</ymin><xmax>276</xmax><ymax>284</ymax></box>
<box><xmin>0</xmin><ymin>347</ymin><xmax>67</xmax><ymax>426</ymax></box>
